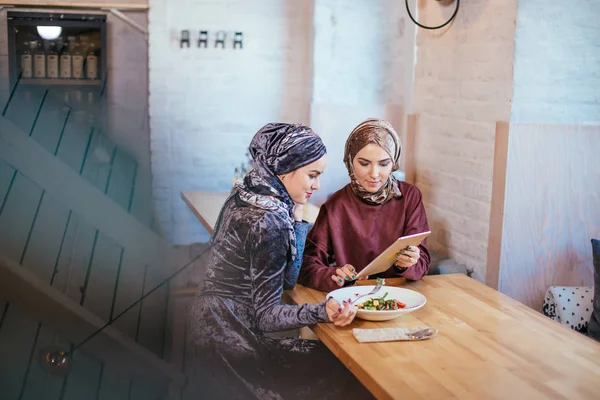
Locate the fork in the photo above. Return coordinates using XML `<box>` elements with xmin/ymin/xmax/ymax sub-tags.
<box><xmin>329</xmin><ymin>279</ymin><xmax>385</xmax><ymax>319</ymax></box>
<box><xmin>406</xmin><ymin>328</ymin><xmax>437</xmax><ymax>340</ymax></box>
<box><xmin>348</xmin><ymin>279</ymin><xmax>385</xmax><ymax>306</ymax></box>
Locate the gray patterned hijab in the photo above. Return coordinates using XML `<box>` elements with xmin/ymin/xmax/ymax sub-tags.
<box><xmin>344</xmin><ymin>118</ymin><xmax>402</xmax><ymax>205</ymax></box>
<box><xmin>213</xmin><ymin>123</ymin><xmax>326</xmax><ymax>258</ymax></box>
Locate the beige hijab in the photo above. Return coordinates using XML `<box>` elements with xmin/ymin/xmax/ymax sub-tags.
<box><xmin>344</xmin><ymin>118</ymin><xmax>402</xmax><ymax>205</ymax></box>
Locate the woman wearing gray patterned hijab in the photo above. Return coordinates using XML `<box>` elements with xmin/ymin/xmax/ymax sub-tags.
<box><xmin>187</xmin><ymin>123</ymin><xmax>374</xmax><ymax>399</ymax></box>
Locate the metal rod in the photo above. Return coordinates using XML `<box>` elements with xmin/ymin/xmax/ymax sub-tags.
<box><xmin>104</xmin><ymin>7</ymin><xmax>148</xmax><ymax>37</ymax></box>
<box><xmin>68</xmin><ymin>248</ymin><xmax>206</xmax><ymax>354</ymax></box>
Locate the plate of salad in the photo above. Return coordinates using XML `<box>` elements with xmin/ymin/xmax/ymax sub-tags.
<box><xmin>326</xmin><ymin>284</ymin><xmax>427</xmax><ymax>321</ymax></box>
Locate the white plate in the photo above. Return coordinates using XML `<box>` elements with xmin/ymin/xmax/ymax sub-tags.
<box><xmin>326</xmin><ymin>285</ymin><xmax>427</xmax><ymax>322</ymax></box>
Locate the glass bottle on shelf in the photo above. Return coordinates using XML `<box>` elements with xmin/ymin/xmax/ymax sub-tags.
<box><xmin>20</xmin><ymin>41</ymin><xmax>33</xmax><ymax>79</ymax></box>
<box><xmin>60</xmin><ymin>37</ymin><xmax>73</xmax><ymax>79</ymax></box>
<box><xmin>86</xmin><ymin>42</ymin><xmax>98</xmax><ymax>80</ymax></box>
<box><xmin>33</xmin><ymin>40</ymin><xmax>46</xmax><ymax>79</ymax></box>
<box><xmin>46</xmin><ymin>41</ymin><xmax>59</xmax><ymax>79</ymax></box>
<box><xmin>71</xmin><ymin>38</ymin><xmax>84</xmax><ymax>79</ymax></box>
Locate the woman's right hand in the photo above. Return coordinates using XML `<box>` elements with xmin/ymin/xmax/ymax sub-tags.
<box><xmin>325</xmin><ymin>298</ymin><xmax>357</xmax><ymax>326</ymax></box>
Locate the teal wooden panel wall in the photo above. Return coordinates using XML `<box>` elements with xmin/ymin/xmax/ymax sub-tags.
<box><xmin>0</xmin><ymin>77</ymin><xmax>174</xmax><ymax>399</ymax></box>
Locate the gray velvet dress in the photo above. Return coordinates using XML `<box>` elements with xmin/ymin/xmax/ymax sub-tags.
<box><xmin>187</xmin><ymin>181</ymin><xmax>374</xmax><ymax>399</ymax></box>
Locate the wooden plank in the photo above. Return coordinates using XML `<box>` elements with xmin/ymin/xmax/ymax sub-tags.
<box><xmin>81</xmin><ymin>233</ymin><xmax>123</xmax><ymax>321</ymax></box>
<box><xmin>105</xmin><ymin>148</ymin><xmax>137</xmax><ymax>210</ymax></box>
<box><xmin>167</xmin><ymin>383</ymin><xmax>183</xmax><ymax>400</ymax></box>
<box><xmin>0</xmin><ymin>306</ymin><xmax>39</xmax><ymax>400</ymax></box>
<box><xmin>129</xmin><ymin>378</ymin><xmax>168</xmax><ymax>400</ymax></box>
<box><xmin>496</xmin><ymin>124</ymin><xmax>600</xmax><ymax>310</ymax></box>
<box><xmin>54</xmin><ymin>117</ymin><xmax>93</xmax><ymax>175</ymax></box>
<box><xmin>0</xmin><ymin>158</ymin><xmax>16</xmax><ymax>206</ymax></box>
<box><xmin>486</xmin><ymin>121</ymin><xmax>510</xmax><ymax>290</ymax></box>
<box><xmin>164</xmin><ymin>297</ymin><xmax>189</xmax><ymax>373</ymax></box>
<box><xmin>0</xmin><ymin>253</ymin><xmax>186</xmax><ymax>386</ymax></box>
<box><xmin>21</xmin><ymin>191</ymin><xmax>71</xmax><ymax>283</ymax></box>
<box><xmin>0</xmin><ymin>302</ymin><xmax>7</xmax><ymax>327</ymax></box>
<box><xmin>80</xmin><ymin>129</ymin><xmax>116</xmax><ymax>192</ymax></box>
<box><xmin>180</xmin><ymin>326</ymin><xmax>195</xmax><ymax>400</ymax></box>
<box><xmin>288</xmin><ymin>275</ymin><xmax>600</xmax><ymax>400</ymax></box>
<box><xmin>404</xmin><ymin>113</ymin><xmax>418</xmax><ymax>185</ymax></box>
<box><xmin>50</xmin><ymin>212</ymin><xmax>84</xmax><ymax>294</ymax></box>
<box><xmin>81</xmin><ymin>232</ymin><xmax>123</xmax><ymax>321</ymax></box>
<box><xmin>111</xmin><ymin>252</ymin><xmax>146</xmax><ymax>340</ymax></box>
<box><xmin>0</xmin><ymin>162</ymin><xmax>16</xmax><ymax>316</ymax></box>
<box><xmin>20</xmin><ymin>328</ymin><xmax>69</xmax><ymax>400</ymax></box>
<box><xmin>3</xmin><ymin>87</ymin><xmax>46</xmax><ymax>134</ymax></box>
<box><xmin>137</xmin><ymin>267</ymin><xmax>168</xmax><ymax>357</ymax></box>
<box><xmin>0</xmin><ymin>117</ymin><xmax>180</xmax><ymax>269</ymax></box>
<box><xmin>61</xmin><ymin>351</ymin><xmax>103</xmax><ymax>400</ymax></box>
<box><xmin>96</xmin><ymin>364</ymin><xmax>130</xmax><ymax>400</ymax></box>
<box><xmin>129</xmin><ymin>168</ymin><xmax>156</xmax><ymax>230</ymax></box>
<box><xmin>62</xmin><ymin>217</ymin><xmax>98</xmax><ymax>305</ymax></box>
<box><xmin>165</xmin><ymin>297</ymin><xmax>190</xmax><ymax>400</ymax></box>
<box><xmin>0</xmin><ymin>173</ymin><xmax>43</xmax><ymax>262</ymax></box>
<box><xmin>29</xmin><ymin>91</ymin><xmax>70</xmax><ymax>154</ymax></box>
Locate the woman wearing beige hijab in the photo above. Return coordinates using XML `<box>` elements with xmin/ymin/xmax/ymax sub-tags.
<box><xmin>298</xmin><ymin>118</ymin><xmax>431</xmax><ymax>292</ymax></box>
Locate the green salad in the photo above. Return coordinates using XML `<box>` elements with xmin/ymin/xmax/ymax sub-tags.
<box><xmin>357</xmin><ymin>292</ymin><xmax>406</xmax><ymax>311</ymax></box>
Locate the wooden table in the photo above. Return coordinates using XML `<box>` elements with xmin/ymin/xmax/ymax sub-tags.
<box><xmin>181</xmin><ymin>190</ymin><xmax>321</xmax><ymax>235</ymax></box>
<box><xmin>286</xmin><ymin>274</ymin><xmax>600</xmax><ymax>400</ymax></box>
<box><xmin>181</xmin><ymin>191</ymin><xmax>230</xmax><ymax>235</ymax></box>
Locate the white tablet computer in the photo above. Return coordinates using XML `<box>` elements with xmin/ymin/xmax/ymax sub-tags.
<box><xmin>355</xmin><ymin>231</ymin><xmax>431</xmax><ymax>279</ymax></box>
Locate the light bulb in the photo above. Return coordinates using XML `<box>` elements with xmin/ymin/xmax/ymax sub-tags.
<box><xmin>36</xmin><ymin>26</ymin><xmax>62</xmax><ymax>40</ymax></box>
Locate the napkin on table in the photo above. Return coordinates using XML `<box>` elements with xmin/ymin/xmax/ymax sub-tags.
<box><xmin>352</xmin><ymin>326</ymin><xmax>438</xmax><ymax>343</ymax></box>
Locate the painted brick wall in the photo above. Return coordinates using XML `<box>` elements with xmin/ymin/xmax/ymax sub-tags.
<box><xmin>149</xmin><ymin>0</ymin><xmax>315</xmax><ymax>244</ymax></box>
<box><xmin>511</xmin><ymin>0</ymin><xmax>600</xmax><ymax>122</ymax></box>
<box><xmin>310</xmin><ymin>0</ymin><xmax>411</xmax><ymax>204</ymax></box>
<box><xmin>411</xmin><ymin>0</ymin><xmax>518</xmax><ymax>280</ymax></box>
<box><xmin>313</xmin><ymin>0</ymin><xmax>411</xmax><ymax>106</ymax></box>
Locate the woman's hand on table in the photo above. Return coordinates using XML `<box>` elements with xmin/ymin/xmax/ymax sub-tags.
<box><xmin>395</xmin><ymin>245</ymin><xmax>420</xmax><ymax>268</ymax></box>
<box><xmin>325</xmin><ymin>298</ymin><xmax>357</xmax><ymax>326</ymax></box>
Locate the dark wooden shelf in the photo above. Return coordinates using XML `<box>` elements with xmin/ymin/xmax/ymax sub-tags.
<box><xmin>20</xmin><ymin>78</ymin><xmax>102</xmax><ymax>86</ymax></box>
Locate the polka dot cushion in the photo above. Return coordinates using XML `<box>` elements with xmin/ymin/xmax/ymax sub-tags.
<box><xmin>588</xmin><ymin>238</ymin><xmax>600</xmax><ymax>341</ymax></box>
<box><xmin>542</xmin><ymin>286</ymin><xmax>594</xmax><ymax>333</ymax></box>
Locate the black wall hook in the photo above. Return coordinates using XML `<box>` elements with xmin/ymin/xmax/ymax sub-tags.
<box><xmin>180</xmin><ymin>30</ymin><xmax>190</xmax><ymax>48</ymax></box>
<box><xmin>215</xmin><ymin>30</ymin><xmax>226</xmax><ymax>49</ymax></box>
<box><xmin>198</xmin><ymin>30</ymin><xmax>208</xmax><ymax>48</ymax></box>
<box><xmin>233</xmin><ymin>32</ymin><xmax>243</xmax><ymax>49</ymax></box>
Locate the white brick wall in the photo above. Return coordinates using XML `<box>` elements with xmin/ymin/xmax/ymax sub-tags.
<box><xmin>310</xmin><ymin>0</ymin><xmax>410</xmax><ymax>204</ymax></box>
<box><xmin>411</xmin><ymin>0</ymin><xmax>518</xmax><ymax>280</ymax></box>
<box><xmin>313</xmin><ymin>0</ymin><xmax>410</xmax><ymax>105</ymax></box>
<box><xmin>149</xmin><ymin>0</ymin><xmax>314</xmax><ymax>244</ymax></box>
<box><xmin>511</xmin><ymin>0</ymin><xmax>600</xmax><ymax>122</ymax></box>
<box><xmin>149</xmin><ymin>0</ymin><xmax>412</xmax><ymax>243</ymax></box>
